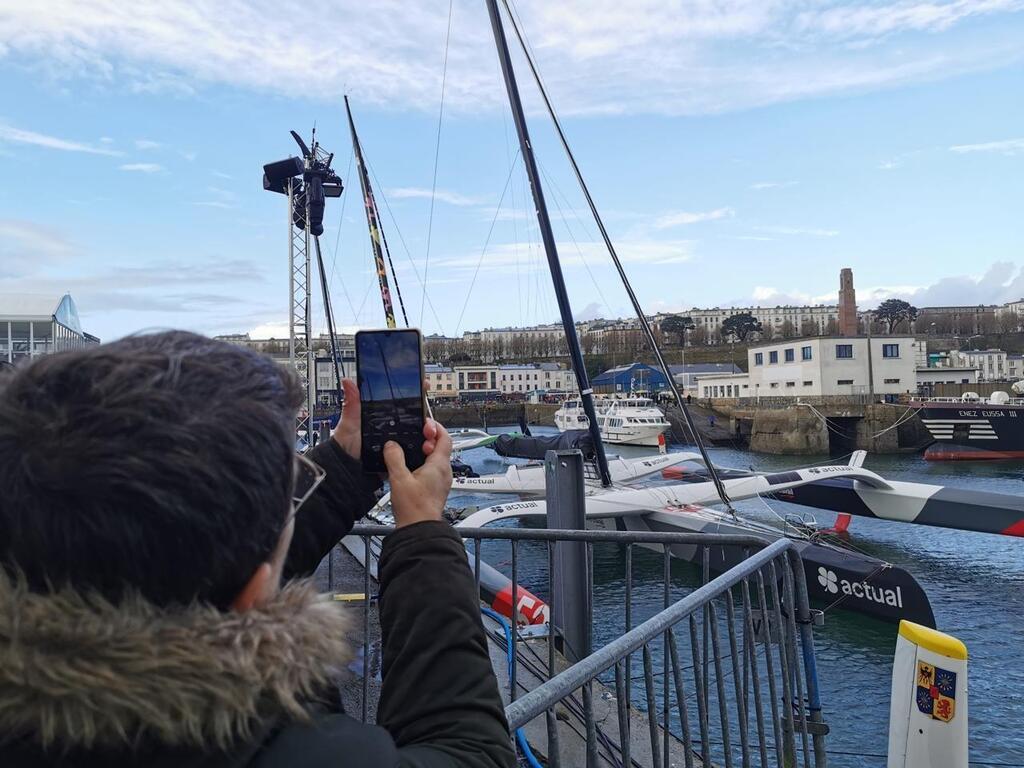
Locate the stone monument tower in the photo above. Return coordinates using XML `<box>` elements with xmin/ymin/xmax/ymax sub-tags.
<box><xmin>838</xmin><ymin>267</ymin><xmax>858</xmax><ymax>336</ymax></box>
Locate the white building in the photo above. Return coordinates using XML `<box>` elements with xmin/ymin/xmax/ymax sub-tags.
<box><xmin>915</xmin><ymin>367</ymin><xmax>980</xmax><ymax>389</ymax></box>
<box><xmin>656</xmin><ymin>304</ymin><xmax>839</xmax><ymax>344</ymax></box>
<box><xmin>0</xmin><ymin>293</ymin><xmax>99</xmax><ymax>364</ymax></box>
<box><xmin>425</xmin><ymin>362</ymin><xmax>576</xmax><ymax>398</ymax></box>
<box><xmin>1008</xmin><ymin>355</ymin><xmax>1024</xmax><ymax>382</ymax></box>
<box><xmin>948</xmin><ymin>349</ymin><xmax>1008</xmax><ymax>381</ymax></box>
<box><xmin>696</xmin><ymin>372</ymin><xmax>751</xmax><ymax>399</ymax></box>
<box><xmin>746</xmin><ymin>336</ymin><xmax>919</xmax><ymax>398</ymax></box>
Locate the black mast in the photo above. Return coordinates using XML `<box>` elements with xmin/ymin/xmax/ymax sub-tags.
<box><xmin>499</xmin><ymin>0</ymin><xmax>733</xmax><ymax>508</ymax></box>
<box><xmin>485</xmin><ymin>0</ymin><xmax>611</xmax><ymax>486</ymax></box>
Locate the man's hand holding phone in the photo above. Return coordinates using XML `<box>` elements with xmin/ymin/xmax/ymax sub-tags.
<box><xmin>383</xmin><ymin>420</ymin><xmax>453</xmax><ymax>528</ymax></box>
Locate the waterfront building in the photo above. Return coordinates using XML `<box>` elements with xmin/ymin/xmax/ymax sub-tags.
<box><xmin>668</xmin><ymin>362</ymin><xmax>744</xmax><ymax>393</ymax></box>
<box><xmin>0</xmin><ymin>293</ymin><xmax>99</xmax><ymax>364</ymax></box>
<box><xmin>947</xmin><ymin>349</ymin><xmax>1008</xmax><ymax>381</ymax></box>
<box><xmin>695</xmin><ymin>372</ymin><xmax>751</xmax><ymax>399</ymax></box>
<box><xmin>916</xmin><ymin>367</ymin><xmax>980</xmax><ymax>391</ymax></box>
<box><xmin>1008</xmin><ymin>355</ymin><xmax>1024</xmax><ymax>381</ymax></box>
<box><xmin>745</xmin><ymin>336</ymin><xmax>919</xmax><ymax>398</ymax></box>
<box><xmin>425</xmin><ymin>362</ymin><xmax>576</xmax><ymax>398</ymax></box>
<box><xmin>592</xmin><ymin>363</ymin><xmax>670</xmax><ymax>394</ymax></box>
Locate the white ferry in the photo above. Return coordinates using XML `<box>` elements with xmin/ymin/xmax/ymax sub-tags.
<box><xmin>553</xmin><ymin>395</ymin><xmax>670</xmax><ymax>446</ymax></box>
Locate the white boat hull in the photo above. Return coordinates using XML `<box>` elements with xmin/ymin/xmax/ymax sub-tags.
<box><xmin>451</xmin><ymin>451</ymin><xmax>700</xmax><ymax>495</ymax></box>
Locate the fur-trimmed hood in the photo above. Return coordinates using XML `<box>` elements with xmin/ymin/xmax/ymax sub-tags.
<box><xmin>0</xmin><ymin>573</ymin><xmax>351</xmax><ymax>752</ymax></box>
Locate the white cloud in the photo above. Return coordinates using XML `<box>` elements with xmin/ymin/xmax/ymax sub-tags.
<box><xmin>433</xmin><ymin>238</ymin><xmax>693</xmax><ymax>273</ymax></box>
<box><xmin>756</xmin><ymin>225</ymin><xmax>839</xmax><ymax>237</ymax></box>
<box><xmin>179</xmin><ymin>150</ymin><xmax>198</xmax><ymax>162</ymax></box>
<box><xmin>654</xmin><ymin>207</ymin><xmax>735</xmax><ymax>229</ymax></box>
<box><xmin>878</xmin><ymin>159</ymin><xmax>902</xmax><ymax>170</ymax></box>
<box><xmin>0</xmin><ymin>121</ymin><xmax>122</xmax><ymax>155</ymax></box>
<box><xmin>949</xmin><ymin>137</ymin><xmax>1024</xmax><ymax>155</ymax></box>
<box><xmin>388</xmin><ymin>187</ymin><xmax>483</xmax><ymax>206</ymax></box>
<box><xmin>794</xmin><ymin>0</ymin><xmax>1024</xmax><ymax>39</ymax></box>
<box><xmin>134</xmin><ymin>138</ymin><xmax>161</xmax><ymax>149</ymax></box>
<box><xmin>119</xmin><ymin>162</ymin><xmax>163</xmax><ymax>173</ymax></box>
<box><xmin>749</xmin><ymin>181</ymin><xmax>797</xmax><ymax>190</ymax></box>
<box><xmin>1</xmin><ymin>1</ymin><xmax>1021</xmax><ymax>116</ymax></box>
<box><xmin>0</xmin><ymin>219</ymin><xmax>74</xmax><ymax>276</ymax></box>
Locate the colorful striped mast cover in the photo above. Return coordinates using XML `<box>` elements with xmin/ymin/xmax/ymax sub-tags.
<box><xmin>345</xmin><ymin>95</ymin><xmax>398</xmax><ymax>329</ymax></box>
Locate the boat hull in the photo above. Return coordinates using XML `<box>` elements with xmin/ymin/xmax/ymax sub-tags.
<box><xmin>591</xmin><ymin>509</ymin><xmax>935</xmax><ymax>628</ymax></box>
<box><xmin>916</xmin><ymin>401</ymin><xmax>1024</xmax><ymax>461</ymax></box>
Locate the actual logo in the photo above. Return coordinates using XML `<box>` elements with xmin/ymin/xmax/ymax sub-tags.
<box><xmin>817</xmin><ymin>566</ymin><xmax>839</xmax><ymax>594</ymax></box>
<box><xmin>916</xmin><ymin>661</ymin><xmax>956</xmax><ymax>722</ymax></box>
<box><xmin>816</xmin><ymin>567</ymin><xmax>903</xmax><ymax>607</ymax></box>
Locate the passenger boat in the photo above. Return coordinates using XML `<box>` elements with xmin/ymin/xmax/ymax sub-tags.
<box><xmin>553</xmin><ymin>395</ymin><xmax>670</xmax><ymax>446</ymax></box>
<box><xmin>911</xmin><ymin>391</ymin><xmax>1024</xmax><ymax>460</ymax></box>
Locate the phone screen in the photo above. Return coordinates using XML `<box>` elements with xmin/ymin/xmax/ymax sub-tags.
<box><xmin>356</xmin><ymin>329</ymin><xmax>426</xmax><ymax>473</ymax></box>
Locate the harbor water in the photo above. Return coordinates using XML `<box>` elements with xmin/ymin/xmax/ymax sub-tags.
<box><xmin>455</xmin><ymin>427</ymin><xmax>1024</xmax><ymax>767</ymax></box>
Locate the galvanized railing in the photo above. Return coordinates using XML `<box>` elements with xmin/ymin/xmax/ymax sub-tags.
<box><xmin>337</xmin><ymin>524</ymin><xmax>827</xmax><ymax>768</ymax></box>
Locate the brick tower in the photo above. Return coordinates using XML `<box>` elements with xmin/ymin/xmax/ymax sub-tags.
<box><xmin>838</xmin><ymin>267</ymin><xmax>857</xmax><ymax>336</ymax></box>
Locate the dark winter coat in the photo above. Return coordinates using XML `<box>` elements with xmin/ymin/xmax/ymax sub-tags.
<box><xmin>0</xmin><ymin>441</ymin><xmax>515</xmax><ymax>767</ymax></box>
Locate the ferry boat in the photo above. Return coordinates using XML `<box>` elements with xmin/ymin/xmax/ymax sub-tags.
<box><xmin>912</xmin><ymin>391</ymin><xmax>1024</xmax><ymax>460</ymax></box>
<box><xmin>553</xmin><ymin>395</ymin><xmax>670</xmax><ymax>447</ymax></box>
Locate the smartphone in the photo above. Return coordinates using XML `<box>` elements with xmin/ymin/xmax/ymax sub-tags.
<box><xmin>355</xmin><ymin>328</ymin><xmax>427</xmax><ymax>474</ymax></box>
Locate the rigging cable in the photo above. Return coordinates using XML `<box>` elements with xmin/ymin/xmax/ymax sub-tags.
<box><xmin>421</xmin><ymin>0</ymin><xmax>454</xmax><ymax>326</ymax></box>
<box><xmin>364</xmin><ymin>157</ymin><xmax>447</xmax><ymax>333</ymax></box>
<box><xmin>313</xmin><ymin>236</ymin><xmax>345</xmax><ymax>397</ymax></box>
<box><xmin>377</xmin><ymin>195</ymin><xmax>410</xmax><ymax>327</ymax></box>
<box><xmin>328</xmin><ymin>145</ymin><xmax>360</xmax><ymax>322</ymax></box>
<box><xmin>455</xmin><ymin>149</ymin><xmax>522</xmax><ymax>335</ymax></box>
<box><xmin>501</xmin><ymin>0</ymin><xmax>734</xmax><ymax>511</ymax></box>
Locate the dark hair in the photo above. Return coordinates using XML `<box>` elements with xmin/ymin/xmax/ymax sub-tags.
<box><xmin>0</xmin><ymin>331</ymin><xmax>303</xmax><ymax>609</ymax></box>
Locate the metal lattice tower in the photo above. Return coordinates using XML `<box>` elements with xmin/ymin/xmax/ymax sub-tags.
<box><xmin>287</xmin><ymin>179</ymin><xmax>315</xmax><ymax>441</ymax></box>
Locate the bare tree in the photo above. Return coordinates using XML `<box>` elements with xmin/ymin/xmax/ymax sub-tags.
<box><xmin>800</xmin><ymin>319</ymin><xmax>818</xmax><ymax>337</ymax></box>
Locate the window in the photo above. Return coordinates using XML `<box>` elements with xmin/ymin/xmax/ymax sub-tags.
<box><xmin>835</xmin><ymin>344</ymin><xmax>853</xmax><ymax>359</ymax></box>
<box><xmin>769</xmin><ymin>351</ymin><xmax>778</xmax><ymax>364</ymax></box>
<box><xmin>784</xmin><ymin>348</ymin><xmax>794</xmax><ymax>362</ymax></box>
<box><xmin>882</xmin><ymin>344</ymin><xmax>899</xmax><ymax>358</ymax></box>
<box><xmin>754</xmin><ymin>353</ymin><xmax>764</xmax><ymax>366</ymax></box>
<box><xmin>883</xmin><ymin>378</ymin><xmax>900</xmax><ymax>384</ymax></box>
<box><xmin>770</xmin><ymin>382</ymin><xmax>779</xmax><ymax>388</ymax></box>
<box><xmin>785</xmin><ymin>381</ymin><xmax>795</xmax><ymax>388</ymax></box>
<box><xmin>803</xmin><ymin>381</ymin><xmax>813</xmax><ymax>386</ymax></box>
<box><xmin>801</xmin><ymin>346</ymin><xmax>812</xmax><ymax>361</ymax></box>
<box><xmin>837</xmin><ymin>379</ymin><xmax>854</xmax><ymax>385</ymax></box>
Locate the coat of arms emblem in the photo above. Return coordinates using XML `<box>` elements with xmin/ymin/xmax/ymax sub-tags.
<box><xmin>915</xmin><ymin>660</ymin><xmax>956</xmax><ymax>722</ymax></box>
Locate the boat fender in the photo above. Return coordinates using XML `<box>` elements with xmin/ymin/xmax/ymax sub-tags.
<box><xmin>886</xmin><ymin>620</ymin><xmax>968</xmax><ymax>768</ymax></box>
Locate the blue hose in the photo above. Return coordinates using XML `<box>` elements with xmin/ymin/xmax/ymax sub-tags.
<box><xmin>481</xmin><ymin>606</ymin><xmax>544</xmax><ymax>768</ymax></box>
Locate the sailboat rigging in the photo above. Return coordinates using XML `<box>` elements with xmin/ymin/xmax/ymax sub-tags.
<box><xmin>485</xmin><ymin>0</ymin><xmax>612</xmax><ymax>487</ymax></box>
<box><xmin>496</xmin><ymin>0</ymin><xmax>732</xmax><ymax>510</ymax></box>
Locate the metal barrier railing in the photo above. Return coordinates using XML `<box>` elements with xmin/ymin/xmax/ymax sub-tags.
<box><xmin>338</xmin><ymin>524</ymin><xmax>827</xmax><ymax>768</ymax></box>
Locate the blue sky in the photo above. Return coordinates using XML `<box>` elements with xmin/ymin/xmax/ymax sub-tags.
<box><xmin>1</xmin><ymin>0</ymin><xmax>1022</xmax><ymax>342</ymax></box>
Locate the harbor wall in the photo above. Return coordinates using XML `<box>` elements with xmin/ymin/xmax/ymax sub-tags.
<box><xmin>706</xmin><ymin>399</ymin><xmax>930</xmax><ymax>455</ymax></box>
<box><xmin>431</xmin><ymin>402</ymin><xmax>559</xmax><ymax>428</ymax></box>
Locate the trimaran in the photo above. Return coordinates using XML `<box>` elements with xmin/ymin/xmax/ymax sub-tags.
<box><xmin>320</xmin><ymin>0</ymin><xmax>1024</xmax><ymax>631</ymax></box>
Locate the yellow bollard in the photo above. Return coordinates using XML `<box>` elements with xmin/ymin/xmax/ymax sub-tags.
<box><xmin>887</xmin><ymin>620</ymin><xmax>968</xmax><ymax>768</ymax></box>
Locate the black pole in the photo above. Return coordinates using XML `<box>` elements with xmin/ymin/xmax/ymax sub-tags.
<box><xmin>485</xmin><ymin>0</ymin><xmax>611</xmax><ymax>486</ymax></box>
<box><xmin>313</xmin><ymin>235</ymin><xmax>345</xmax><ymax>406</ymax></box>
<box><xmin>498</xmin><ymin>0</ymin><xmax>733</xmax><ymax>508</ymax></box>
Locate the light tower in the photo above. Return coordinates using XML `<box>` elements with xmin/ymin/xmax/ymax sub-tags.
<box><xmin>263</xmin><ymin>131</ymin><xmax>344</xmax><ymax>443</ymax></box>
